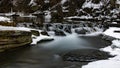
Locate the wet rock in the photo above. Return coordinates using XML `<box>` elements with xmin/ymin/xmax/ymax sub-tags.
<box><xmin>64</xmin><ymin>26</ymin><xmax>72</xmax><ymax>33</ymax></box>
<box><xmin>75</xmin><ymin>28</ymin><xmax>88</xmax><ymax>34</ymax></box>
<box><xmin>31</xmin><ymin>30</ymin><xmax>40</xmax><ymax>36</ymax></box>
<box><xmin>58</xmin><ymin>25</ymin><xmax>64</xmax><ymax>29</ymax></box>
<box><xmin>54</xmin><ymin>30</ymin><xmax>66</xmax><ymax>36</ymax></box>
<box><xmin>44</xmin><ymin>24</ymin><xmax>52</xmax><ymax>31</ymax></box>
<box><xmin>62</xmin><ymin>49</ymin><xmax>113</xmax><ymax>62</ymax></box>
<box><xmin>102</xmin><ymin>35</ymin><xmax>116</xmax><ymax>41</ymax></box>
<box><xmin>41</xmin><ymin>31</ymin><xmax>49</xmax><ymax>36</ymax></box>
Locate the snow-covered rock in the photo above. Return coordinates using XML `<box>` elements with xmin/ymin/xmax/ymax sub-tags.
<box><xmin>82</xmin><ymin>0</ymin><xmax>103</xmax><ymax>9</ymax></box>
<box><xmin>31</xmin><ymin>29</ymin><xmax>54</xmax><ymax>45</ymax></box>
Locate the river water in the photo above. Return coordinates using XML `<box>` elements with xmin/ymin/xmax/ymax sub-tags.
<box><xmin>0</xmin><ymin>34</ymin><xmax>110</xmax><ymax>68</ymax></box>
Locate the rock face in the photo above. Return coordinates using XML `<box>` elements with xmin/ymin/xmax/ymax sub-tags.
<box><xmin>0</xmin><ymin>30</ymin><xmax>32</xmax><ymax>52</ymax></box>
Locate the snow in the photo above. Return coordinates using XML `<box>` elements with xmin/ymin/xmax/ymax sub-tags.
<box><xmin>116</xmin><ymin>0</ymin><xmax>120</xmax><ymax>4</ymax></box>
<box><xmin>61</xmin><ymin>0</ymin><xmax>67</xmax><ymax>4</ymax></box>
<box><xmin>104</xmin><ymin>27</ymin><xmax>120</xmax><ymax>39</ymax></box>
<box><xmin>82</xmin><ymin>59</ymin><xmax>120</xmax><ymax>68</ymax></box>
<box><xmin>44</xmin><ymin>0</ymin><xmax>50</xmax><ymax>3</ymax></box>
<box><xmin>5</xmin><ymin>12</ymin><xmax>16</xmax><ymax>16</ymax></box>
<box><xmin>112</xmin><ymin>22</ymin><xmax>117</xmax><ymax>24</ymax></box>
<box><xmin>64</xmin><ymin>16</ymin><xmax>93</xmax><ymax>20</ymax></box>
<box><xmin>82</xmin><ymin>0</ymin><xmax>103</xmax><ymax>9</ymax></box>
<box><xmin>29</xmin><ymin>0</ymin><xmax>37</xmax><ymax>6</ymax></box>
<box><xmin>0</xmin><ymin>16</ymin><xmax>11</xmax><ymax>22</ymax></box>
<box><xmin>0</xmin><ymin>26</ymin><xmax>31</xmax><ymax>32</ymax></box>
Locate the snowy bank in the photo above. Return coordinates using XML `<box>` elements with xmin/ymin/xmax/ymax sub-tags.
<box><xmin>82</xmin><ymin>39</ymin><xmax>120</xmax><ymax>68</ymax></box>
<box><xmin>103</xmin><ymin>27</ymin><xmax>120</xmax><ymax>39</ymax></box>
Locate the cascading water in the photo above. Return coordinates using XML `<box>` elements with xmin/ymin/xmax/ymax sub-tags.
<box><xmin>43</xmin><ymin>22</ymin><xmax>103</xmax><ymax>36</ymax></box>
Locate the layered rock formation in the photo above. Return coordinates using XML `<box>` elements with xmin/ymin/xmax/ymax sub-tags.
<box><xmin>0</xmin><ymin>30</ymin><xmax>32</xmax><ymax>52</ymax></box>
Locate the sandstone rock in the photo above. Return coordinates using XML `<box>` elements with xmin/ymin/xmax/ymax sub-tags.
<box><xmin>0</xmin><ymin>30</ymin><xmax>32</xmax><ymax>52</ymax></box>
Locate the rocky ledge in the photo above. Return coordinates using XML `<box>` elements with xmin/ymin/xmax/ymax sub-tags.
<box><xmin>0</xmin><ymin>30</ymin><xmax>32</xmax><ymax>52</ymax></box>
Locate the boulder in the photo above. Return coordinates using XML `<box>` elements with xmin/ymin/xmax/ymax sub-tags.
<box><xmin>41</xmin><ymin>31</ymin><xmax>49</xmax><ymax>36</ymax></box>
<box><xmin>75</xmin><ymin>28</ymin><xmax>88</xmax><ymax>34</ymax></box>
<box><xmin>64</xmin><ymin>26</ymin><xmax>72</xmax><ymax>33</ymax></box>
<box><xmin>0</xmin><ymin>30</ymin><xmax>32</xmax><ymax>52</ymax></box>
<box><xmin>54</xmin><ymin>30</ymin><xmax>66</xmax><ymax>36</ymax></box>
<box><xmin>62</xmin><ymin>49</ymin><xmax>113</xmax><ymax>62</ymax></box>
<box><xmin>31</xmin><ymin>30</ymin><xmax>40</xmax><ymax>36</ymax></box>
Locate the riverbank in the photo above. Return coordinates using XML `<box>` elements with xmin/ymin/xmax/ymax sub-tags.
<box><xmin>82</xmin><ymin>27</ymin><xmax>120</xmax><ymax>68</ymax></box>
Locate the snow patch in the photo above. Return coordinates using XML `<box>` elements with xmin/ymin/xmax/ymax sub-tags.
<box><xmin>82</xmin><ymin>1</ymin><xmax>103</xmax><ymax>9</ymax></box>
<box><xmin>61</xmin><ymin>0</ymin><xmax>67</xmax><ymax>4</ymax></box>
<box><xmin>29</xmin><ymin>0</ymin><xmax>37</xmax><ymax>6</ymax></box>
<box><xmin>116</xmin><ymin>0</ymin><xmax>120</xmax><ymax>4</ymax></box>
<box><xmin>0</xmin><ymin>16</ymin><xmax>11</xmax><ymax>22</ymax></box>
<box><xmin>82</xmin><ymin>59</ymin><xmax>120</xmax><ymax>68</ymax></box>
<box><xmin>104</xmin><ymin>27</ymin><xmax>120</xmax><ymax>39</ymax></box>
<box><xmin>0</xmin><ymin>26</ymin><xmax>31</xmax><ymax>32</ymax></box>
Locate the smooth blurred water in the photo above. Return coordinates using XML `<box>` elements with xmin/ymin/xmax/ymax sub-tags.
<box><xmin>0</xmin><ymin>34</ymin><xmax>110</xmax><ymax>68</ymax></box>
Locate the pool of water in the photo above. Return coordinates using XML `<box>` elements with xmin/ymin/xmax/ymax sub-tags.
<box><xmin>0</xmin><ymin>34</ymin><xmax>110</xmax><ymax>68</ymax></box>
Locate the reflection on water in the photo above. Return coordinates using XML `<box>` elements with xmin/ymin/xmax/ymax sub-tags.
<box><xmin>0</xmin><ymin>34</ymin><xmax>110</xmax><ymax>68</ymax></box>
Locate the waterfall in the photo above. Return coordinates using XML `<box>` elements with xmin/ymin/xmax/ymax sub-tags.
<box><xmin>43</xmin><ymin>22</ymin><xmax>103</xmax><ymax>36</ymax></box>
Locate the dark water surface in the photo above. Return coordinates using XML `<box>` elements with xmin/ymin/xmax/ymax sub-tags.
<box><xmin>0</xmin><ymin>34</ymin><xmax>110</xmax><ymax>68</ymax></box>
